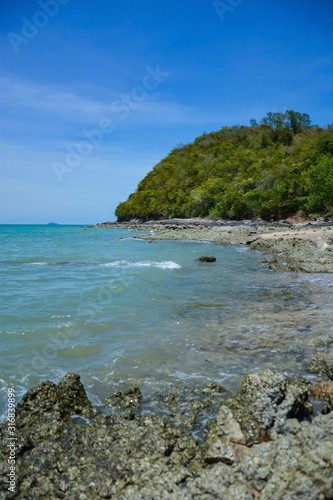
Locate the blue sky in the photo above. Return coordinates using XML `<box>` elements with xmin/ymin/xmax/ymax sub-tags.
<box><xmin>0</xmin><ymin>0</ymin><xmax>332</xmax><ymax>224</ymax></box>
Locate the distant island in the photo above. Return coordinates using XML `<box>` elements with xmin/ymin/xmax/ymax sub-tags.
<box><xmin>47</xmin><ymin>222</ymin><xmax>60</xmax><ymax>226</ymax></box>
<box><xmin>115</xmin><ymin>110</ymin><xmax>333</xmax><ymax>222</ymax></box>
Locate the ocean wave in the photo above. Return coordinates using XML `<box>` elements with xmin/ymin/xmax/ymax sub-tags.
<box><xmin>26</xmin><ymin>262</ymin><xmax>48</xmax><ymax>266</ymax></box>
<box><xmin>25</xmin><ymin>261</ymin><xmax>70</xmax><ymax>266</ymax></box>
<box><xmin>169</xmin><ymin>371</ymin><xmax>208</xmax><ymax>381</ymax></box>
<box><xmin>101</xmin><ymin>260</ymin><xmax>181</xmax><ymax>269</ymax></box>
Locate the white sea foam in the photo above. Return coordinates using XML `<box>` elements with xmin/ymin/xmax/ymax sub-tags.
<box><xmin>169</xmin><ymin>371</ymin><xmax>207</xmax><ymax>381</ymax></box>
<box><xmin>26</xmin><ymin>262</ymin><xmax>48</xmax><ymax>266</ymax></box>
<box><xmin>101</xmin><ymin>260</ymin><xmax>181</xmax><ymax>269</ymax></box>
<box><xmin>27</xmin><ymin>261</ymin><xmax>70</xmax><ymax>266</ymax></box>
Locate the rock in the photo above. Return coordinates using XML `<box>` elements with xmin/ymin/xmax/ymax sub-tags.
<box><xmin>204</xmin><ymin>406</ymin><xmax>249</xmax><ymax>464</ymax></box>
<box><xmin>105</xmin><ymin>384</ymin><xmax>142</xmax><ymax>415</ymax></box>
<box><xmin>58</xmin><ymin>372</ymin><xmax>96</xmax><ymax>417</ymax></box>
<box><xmin>309</xmin><ymin>380</ymin><xmax>333</xmax><ymax>399</ymax></box>
<box><xmin>322</xmin><ymin>393</ymin><xmax>333</xmax><ymax>415</ymax></box>
<box><xmin>228</xmin><ymin>370</ymin><xmax>310</xmax><ymax>444</ymax></box>
<box><xmin>306</xmin><ymin>356</ymin><xmax>333</xmax><ymax>380</ymax></box>
<box><xmin>14</xmin><ymin>380</ymin><xmax>70</xmax><ymax>443</ymax></box>
<box><xmin>279</xmin><ymin>417</ymin><xmax>302</xmax><ymax>435</ymax></box>
<box><xmin>250</xmin><ymin>237</ymin><xmax>333</xmax><ymax>273</ymax></box>
<box><xmin>197</xmin><ymin>255</ymin><xmax>216</xmax><ymax>262</ymax></box>
<box><xmin>12</xmin><ymin>373</ymin><xmax>97</xmax><ymax>445</ymax></box>
<box><xmin>2</xmin><ymin>372</ymin><xmax>333</xmax><ymax>499</ymax></box>
<box><xmin>235</xmin><ymin>411</ymin><xmax>333</xmax><ymax>499</ymax></box>
<box><xmin>180</xmin><ymin>411</ymin><xmax>333</xmax><ymax>499</ymax></box>
<box><xmin>1</xmin><ymin>411</ymin><xmax>202</xmax><ymax>498</ymax></box>
<box><xmin>203</xmin><ymin>382</ymin><xmax>226</xmax><ymax>394</ymax></box>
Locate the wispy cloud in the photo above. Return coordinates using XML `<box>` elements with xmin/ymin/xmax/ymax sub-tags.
<box><xmin>0</xmin><ymin>75</ymin><xmax>107</xmax><ymax>122</ymax></box>
<box><xmin>0</xmin><ymin>74</ymin><xmax>214</xmax><ymax>129</ymax></box>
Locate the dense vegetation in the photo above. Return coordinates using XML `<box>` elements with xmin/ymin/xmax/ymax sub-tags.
<box><xmin>115</xmin><ymin>111</ymin><xmax>333</xmax><ymax>221</ymax></box>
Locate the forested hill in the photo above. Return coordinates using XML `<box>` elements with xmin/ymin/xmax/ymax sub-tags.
<box><xmin>115</xmin><ymin>111</ymin><xmax>333</xmax><ymax>221</ymax></box>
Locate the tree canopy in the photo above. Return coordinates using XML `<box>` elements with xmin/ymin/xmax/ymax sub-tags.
<box><xmin>115</xmin><ymin>111</ymin><xmax>333</xmax><ymax>221</ymax></box>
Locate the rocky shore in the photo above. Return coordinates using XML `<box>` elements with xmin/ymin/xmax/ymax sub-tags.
<box><xmin>4</xmin><ymin>219</ymin><xmax>330</xmax><ymax>498</ymax></box>
<box><xmin>1</xmin><ymin>361</ymin><xmax>333</xmax><ymax>499</ymax></box>
<box><xmin>91</xmin><ymin>218</ymin><xmax>333</xmax><ymax>273</ymax></box>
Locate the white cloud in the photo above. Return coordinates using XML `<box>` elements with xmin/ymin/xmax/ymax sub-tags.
<box><xmin>0</xmin><ymin>75</ymin><xmax>107</xmax><ymax>122</ymax></box>
<box><xmin>0</xmin><ymin>74</ymin><xmax>213</xmax><ymax>129</ymax></box>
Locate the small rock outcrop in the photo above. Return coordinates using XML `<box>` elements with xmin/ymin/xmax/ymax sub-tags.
<box><xmin>105</xmin><ymin>384</ymin><xmax>142</xmax><ymax>418</ymax></box>
<box><xmin>13</xmin><ymin>373</ymin><xmax>96</xmax><ymax>444</ymax></box>
<box><xmin>197</xmin><ymin>255</ymin><xmax>216</xmax><ymax>262</ymax></box>
<box><xmin>204</xmin><ymin>406</ymin><xmax>249</xmax><ymax>464</ymax></box>
<box><xmin>306</xmin><ymin>356</ymin><xmax>333</xmax><ymax>380</ymax></box>
<box><xmin>57</xmin><ymin>372</ymin><xmax>96</xmax><ymax>417</ymax></box>
<box><xmin>228</xmin><ymin>369</ymin><xmax>310</xmax><ymax>444</ymax></box>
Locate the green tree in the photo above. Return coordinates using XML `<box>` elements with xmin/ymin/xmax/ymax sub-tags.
<box><xmin>306</xmin><ymin>155</ymin><xmax>333</xmax><ymax>215</ymax></box>
<box><xmin>115</xmin><ymin>112</ymin><xmax>332</xmax><ymax>222</ymax></box>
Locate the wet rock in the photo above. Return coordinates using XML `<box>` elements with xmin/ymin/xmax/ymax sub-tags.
<box><xmin>204</xmin><ymin>406</ymin><xmax>249</xmax><ymax>464</ymax></box>
<box><xmin>148</xmin><ymin>388</ymin><xmax>219</xmax><ymax>432</ymax></box>
<box><xmin>2</xmin><ymin>372</ymin><xmax>333</xmax><ymax>499</ymax></box>
<box><xmin>12</xmin><ymin>373</ymin><xmax>96</xmax><ymax>446</ymax></box>
<box><xmin>186</xmin><ymin>414</ymin><xmax>333</xmax><ymax>498</ymax></box>
<box><xmin>2</xmin><ymin>412</ymin><xmax>202</xmax><ymax>498</ymax></box>
<box><xmin>105</xmin><ymin>384</ymin><xmax>142</xmax><ymax>417</ymax></box>
<box><xmin>182</xmin><ymin>462</ymin><xmax>250</xmax><ymax>499</ymax></box>
<box><xmin>14</xmin><ymin>380</ymin><xmax>71</xmax><ymax>443</ymax></box>
<box><xmin>197</xmin><ymin>255</ymin><xmax>216</xmax><ymax>262</ymax></box>
<box><xmin>306</xmin><ymin>356</ymin><xmax>333</xmax><ymax>380</ymax></box>
<box><xmin>58</xmin><ymin>372</ymin><xmax>96</xmax><ymax>418</ymax></box>
<box><xmin>228</xmin><ymin>370</ymin><xmax>310</xmax><ymax>444</ymax></box>
<box><xmin>322</xmin><ymin>393</ymin><xmax>333</xmax><ymax>415</ymax></box>
<box><xmin>203</xmin><ymin>382</ymin><xmax>226</xmax><ymax>394</ymax></box>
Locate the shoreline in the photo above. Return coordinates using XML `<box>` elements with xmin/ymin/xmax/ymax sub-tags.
<box><xmin>1</xmin><ymin>222</ymin><xmax>333</xmax><ymax>497</ymax></box>
<box><xmin>91</xmin><ymin>218</ymin><xmax>333</xmax><ymax>272</ymax></box>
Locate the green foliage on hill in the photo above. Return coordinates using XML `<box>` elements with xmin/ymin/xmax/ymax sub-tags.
<box><xmin>115</xmin><ymin>111</ymin><xmax>333</xmax><ymax>221</ymax></box>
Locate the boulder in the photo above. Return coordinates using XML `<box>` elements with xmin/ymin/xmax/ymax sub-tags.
<box><xmin>236</xmin><ymin>411</ymin><xmax>333</xmax><ymax>499</ymax></box>
<box><xmin>204</xmin><ymin>406</ymin><xmax>249</xmax><ymax>464</ymax></box>
<box><xmin>58</xmin><ymin>372</ymin><xmax>96</xmax><ymax>417</ymax></box>
<box><xmin>197</xmin><ymin>256</ymin><xmax>216</xmax><ymax>262</ymax></box>
<box><xmin>309</xmin><ymin>380</ymin><xmax>333</xmax><ymax>399</ymax></box>
<box><xmin>306</xmin><ymin>356</ymin><xmax>333</xmax><ymax>380</ymax></box>
<box><xmin>228</xmin><ymin>370</ymin><xmax>310</xmax><ymax>444</ymax></box>
<box><xmin>105</xmin><ymin>384</ymin><xmax>142</xmax><ymax>418</ymax></box>
<box><xmin>184</xmin><ymin>412</ymin><xmax>333</xmax><ymax>499</ymax></box>
<box><xmin>14</xmin><ymin>373</ymin><xmax>96</xmax><ymax>443</ymax></box>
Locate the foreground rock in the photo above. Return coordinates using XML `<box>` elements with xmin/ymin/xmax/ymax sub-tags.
<box><xmin>1</xmin><ymin>370</ymin><xmax>333</xmax><ymax>499</ymax></box>
<box><xmin>228</xmin><ymin>369</ymin><xmax>311</xmax><ymax>444</ymax></box>
<box><xmin>185</xmin><ymin>412</ymin><xmax>333</xmax><ymax>500</ymax></box>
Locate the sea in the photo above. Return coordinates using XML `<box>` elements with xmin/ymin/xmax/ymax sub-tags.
<box><xmin>1</xmin><ymin>224</ymin><xmax>333</xmax><ymax>418</ymax></box>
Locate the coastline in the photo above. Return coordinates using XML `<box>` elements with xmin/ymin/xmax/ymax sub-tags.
<box><xmin>92</xmin><ymin>218</ymin><xmax>333</xmax><ymax>273</ymax></box>
<box><xmin>1</xmin><ymin>222</ymin><xmax>333</xmax><ymax>497</ymax></box>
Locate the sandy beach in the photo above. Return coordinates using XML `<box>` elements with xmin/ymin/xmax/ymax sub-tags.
<box><xmin>93</xmin><ymin>218</ymin><xmax>333</xmax><ymax>273</ymax></box>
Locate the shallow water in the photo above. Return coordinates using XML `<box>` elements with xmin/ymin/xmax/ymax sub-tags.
<box><xmin>0</xmin><ymin>224</ymin><xmax>332</xmax><ymax>416</ymax></box>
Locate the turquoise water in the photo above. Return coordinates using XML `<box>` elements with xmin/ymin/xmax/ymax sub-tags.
<box><xmin>1</xmin><ymin>224</ymin><xmax>333</xmax><ymax>414</ymax></box>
